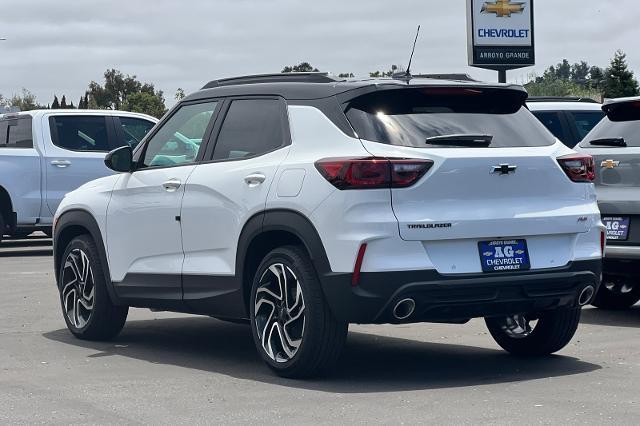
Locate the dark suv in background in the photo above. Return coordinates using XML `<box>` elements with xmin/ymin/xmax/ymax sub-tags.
<box><xmin>576</xmin><ymin>96</ymin><xmax>640</xmax><ymax>309</ymax></box>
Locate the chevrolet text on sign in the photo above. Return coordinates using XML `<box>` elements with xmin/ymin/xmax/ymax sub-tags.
<box><xmin>467</xmin><ymin>0</ymin><xmax>535</xmax><ymax>69</ymax></box>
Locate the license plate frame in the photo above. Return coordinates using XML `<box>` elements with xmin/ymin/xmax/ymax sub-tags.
<box><xmin>478</xmin><ymin>239</ymin><xmax>531</xmax><ymax>273</ymax></box>
<box><xmin>602</xmin><ymin>216</ymin><xmax>630</xmax><ymax>241</ymax></box>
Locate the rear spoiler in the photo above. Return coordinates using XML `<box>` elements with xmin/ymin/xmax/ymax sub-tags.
<box><xmin>602</xmin><ymin>97</ymin><xmax>640</xmax><ymax>122</ymax></box>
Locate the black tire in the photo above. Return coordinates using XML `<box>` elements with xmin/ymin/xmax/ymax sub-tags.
<box><xmin>0</xmin><ymin>214</ymin><xmax>4</xmax><ymax>244</ymax></box>
<box><xmin>485</xmin><ymin>308</ymin><xmax>581</xmax><ymax>356</ymax></box>
<box><xmin>592</xmin><ymin>275</ymin><xmax>640</xmax><ymax>310</ymax></box>
<box><xmin>58</xmin><ymin>235</ymin><xmax>128</xmax><ymax>341</ymax></box>
<box><xmin>249</xmin><ymin>245</ymin><xmax>348</xmax><ymax>378</ymax></box>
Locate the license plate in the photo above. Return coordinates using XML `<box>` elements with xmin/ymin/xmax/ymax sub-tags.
<box><xmin>603</xmin><ymin>216</ymin><xmax>630</xmax><ymax>241</ymax></box>
<box><xmin>478</xmin><ymin>239</ymin><xmax>530</xmax><ymax>273</ymax></box>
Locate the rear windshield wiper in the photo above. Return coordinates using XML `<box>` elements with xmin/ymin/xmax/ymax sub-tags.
<box><xmin>589</xmin><ymin>137</ymin><xmax>627</xmax><ymax>147</ymax></box>
<box><xmin>425</xmin><ymin>134</ymin><xmax>493</xmax><ymax>147</ymax></box>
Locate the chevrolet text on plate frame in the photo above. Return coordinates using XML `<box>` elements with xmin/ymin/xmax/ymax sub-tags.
<box><xmin>467</xmin><ymin>0</ymin><xmax>535</xmax><ymax>69</ymax></box>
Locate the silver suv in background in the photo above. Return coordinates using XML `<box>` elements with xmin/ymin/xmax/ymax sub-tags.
<box><xmin>576</xmin><ymin>96</ymin><xmax>640</xmax><ymax>309</ymax></box>
<box><xmin>528</xmin><ymin>97</ymin><xmax>605</xmax><ymax>148</ymax></box>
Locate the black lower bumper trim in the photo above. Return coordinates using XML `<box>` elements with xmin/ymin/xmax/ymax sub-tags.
<box><xmin>320</xmin><ymin>259</ymin><xmax>601</xmax><ymax>324</ymax></box>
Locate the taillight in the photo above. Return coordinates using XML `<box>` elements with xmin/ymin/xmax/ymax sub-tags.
<box><xmin>557</xmin><ymin>154</ymin><xmax>595</xmax><ymax>182</ymax></box>
<box><xmin>315</xmin><ymin>157</ymin><xmax>433</xmax><ymax>189</ymax></box>
<box><xmin>601</xmin><ymin>229</ymin><xmax>606</xmax><ymax>256</ymax></box>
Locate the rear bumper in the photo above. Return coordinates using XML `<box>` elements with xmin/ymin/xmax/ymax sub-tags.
<box><xmin>320</xmin><ymin>259</ymin><xmax>601</xmax><ymax>324</ymax></box>
<box><xmin>605</xmin><ymin>244</ymin><xmax>640</xmax><ymax>260</ymax></box>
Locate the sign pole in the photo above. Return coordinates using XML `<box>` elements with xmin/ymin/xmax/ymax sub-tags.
<box><xmin>498</xmin><ymin>69</ymin><xmax>507</xmax><ymax>83</ymax></box>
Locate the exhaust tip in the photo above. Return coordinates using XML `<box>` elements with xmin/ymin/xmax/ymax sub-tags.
<box><xmin>393</xmin><ymin>298</ymin><xmax>416</xmax><ymax>320</ymax></box>
<box><xmin>578</xmin><ymin>285</ymin><xmax>595</xmax><ymax>306</ymax></box>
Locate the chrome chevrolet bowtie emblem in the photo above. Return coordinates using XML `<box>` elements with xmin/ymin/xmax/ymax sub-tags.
<box><xmin>601</xmin><ymin>159</ymin><xmax>620</xmax><ymax>169</ymax></box>
<box><xmin>481</xmin><ymin>0</ymin><xmax>526</xmax><ymax>17</ymax></box>
<box><xmin>491</xmin><ymin>164</ymin><xmax>517</xmax><ymax>175</ymax></box>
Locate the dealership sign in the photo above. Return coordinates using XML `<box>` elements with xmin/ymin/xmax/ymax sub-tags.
<box><xmin>467</xmin><ymin>0</ymin><xmax>535</xmax><ymax>69</ymax></box>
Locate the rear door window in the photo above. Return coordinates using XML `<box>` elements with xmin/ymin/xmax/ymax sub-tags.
<box><xmin>212</xmin><ymin>99</ymin><xmax>288</xmax><ymax>161</ymax></box>
<box><xmin>531</xmin><ymin>111</ymin><xmax>567</xmax><ymax>143</ymax></box>
<box><xmin>49</xmin><ymin>116</ymin><xmax>110</xmax><ymax>152</ymax></box>
<box><xmin>0</xmin><ymin>117</ymin><xmax>33</xmax><ymax>148</ymax></box>
<box><xmin>345</xmin><ymin>88</ymin><xmax>554</xmax><ymax>148</ymax></box>
<box><xmin>567</xmin><ymin>111</ymin><xmax>605</xmax><ymax>141</ymax></box>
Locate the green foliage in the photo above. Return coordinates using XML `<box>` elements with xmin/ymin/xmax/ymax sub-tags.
<box><xmin>603</xmin><ymin>50</ymin><xmax>639</xmax><ymax>98</ymax></box>
<box><xmin>369</xmin><ymin>65</ymin><xmax>399</xmax><ymax>78</ymax></box>
<box><xmin>337</xmin><ymin>73</ymin><xmax>354</xmax><ymax>78</ymax></box>
<box><xmin>4</xmin><ymin>88</ymin><xmax>40</xmax><ymax>111</ymax></box>
<box><xmin>51</xmin><ymin>95</ymin><xmax>60</xmax><ymax>109</ymax></box>
<box><xmin>175</xmin><ymin>88</ymin><xmax>186</xmax><ymax>101</ymax></box>
<box><xmin>281</xmin><ymin>62</ymin><xmax>319</xmax><ymax>73</ymax></box>
<box><xmin>123</xmin><ymin>91</ymin><xmax>167</xmax><ymax>119</ymax></box>
<box><xmin>86</xmin><ymin>69</ymin><xmax>167</xmax><ymax>117</ymax></box>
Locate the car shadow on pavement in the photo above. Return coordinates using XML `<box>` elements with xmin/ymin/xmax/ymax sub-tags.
<box><xmin>43</xmin><ymin>317</ymin><xmax>601</xmax><ymax>393</ymax></box>
<box><xmin>0</xmin><ymin>238</ymin><xmax>52</xmax><ymax>257</ymax></box>
<box><xmin>580</xmin><ymin>306</ymin><xmax>640</xmax><ymax>328</ymax></box>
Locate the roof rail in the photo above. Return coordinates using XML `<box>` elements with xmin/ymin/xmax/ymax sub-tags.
<box><xmin>527</xmin><ymin>96</ymin><xmax>600</xmax><ymax>103</ymax></box>
<box><xmin>413</xmin><ymin>73</ymin><xmax>478</xmax><ymax>82</ymax></box>
<box><xmin>201</xmin><ymin>72</ymin><xmax>340</xmax><ymax>89</ymax></box>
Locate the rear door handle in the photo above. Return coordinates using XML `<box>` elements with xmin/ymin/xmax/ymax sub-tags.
<box><xmin>244</xmin><ymin>173</ymin><xmax>266</xmax><ymax>187</ymax></box>
<box><xmin>162</xmin><ymin>178</ymin><xmax>182</xmax><ymax>192</ymax></box>
<box><xmin>51</xmin><ymin>160</ymin><xmax>71</xmax><ymax>168</ymax></box>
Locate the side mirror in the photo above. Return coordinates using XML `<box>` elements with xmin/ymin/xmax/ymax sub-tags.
<box><xmin>104</xmin><ymin>146</ymin><xmax>133</xmax><ymax>172</ymax></box>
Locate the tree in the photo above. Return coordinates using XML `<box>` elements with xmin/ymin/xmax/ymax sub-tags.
<box><xmin>7</xmin><ymin>88</ymin><xmax>40</xmax><ymax>111</ymax></box>
<box><xmin>603</xmin><ymin>50</ymin><xmax>639</xmax><ymax>98</ymax></box>
<box><xmin>338</xmin><ymin>73</ymin><xmax>354</xmax><ymax>78</ymax></box>
<box><xmin>570</xmin><ymin>61</ymin><xmax>590</xmax><ymax>86</ymax></box>
<box><xmin>588</xmin><ymin>66</ymin><xmax>605</xmax><ymax>91</ymax></box>
<box><xmin>123</xmin><ymin>91</ymin><xmax>167</xmax><ymax>118</ymax></box>
<box><xmin>281</xmin><ymin>62</ymin><xmax>319</xmax><ymax>73</ymax></box>
<box><xmin>369</xmin><ymin>65</ymin><xmax>400</xmax><ymax>78</ymax></box>
<box><xmin>86</xmin><ymin>69</ymin><xmax>167</xmax><ymax>116</ymax></box>
<box><xmin>175</xmin><ymin>88</ymin><xmax>186</xmax><ymax>101</ymax></box>
<box><xmin>52</xmin><ymin>95</ymin><xmax>60</xmax><ymax>109</ymax></box>
<box><xmin>60</xmin><ymin>95</ymin><xmax>68</xmax><ymax>109</ymax></box>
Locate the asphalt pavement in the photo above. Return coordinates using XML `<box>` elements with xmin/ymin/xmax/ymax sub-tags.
<box><xmin>1</xmin><ymin>236</ymin><xmax>638</xmax><ymax>425</ymax></box>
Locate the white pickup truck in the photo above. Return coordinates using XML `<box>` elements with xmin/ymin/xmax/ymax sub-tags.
<box><xmin>0</xmin><ymin>109</ymin><xmax>157</xmax><ymax>242</ymax></box>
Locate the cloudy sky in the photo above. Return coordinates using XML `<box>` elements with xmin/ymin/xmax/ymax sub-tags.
<box><xmin>1</xmin><ymin>0</ymin><xmax>638</xmax><ymax>107</ymax></box>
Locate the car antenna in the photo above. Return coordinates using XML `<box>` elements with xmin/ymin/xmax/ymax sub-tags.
<box><xmin>393</xmin><ymin>25</ymin><xmax>420</xmax><ymax>83</ymax></box>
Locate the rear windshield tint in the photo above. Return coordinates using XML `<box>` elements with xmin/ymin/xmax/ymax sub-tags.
<box><xmin>0</xmin><ymin>117</ymin><xmax>33</xmax><ymax>148</ymax></box>
<box><xmin>345</xmin><ymin>88</ymin><xmax>555</xmax><ymax>148</ymax></box>
<box><xmin>580</xmin><ymin>118</ymin><xmax>640</xmax><ymax>147</ymax></box>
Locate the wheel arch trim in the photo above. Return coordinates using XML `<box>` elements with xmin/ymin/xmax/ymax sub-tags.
<box><xmin>53</xmin><ymin>209</ymin><xmax>121</xmax><ymax>304</ymax></box>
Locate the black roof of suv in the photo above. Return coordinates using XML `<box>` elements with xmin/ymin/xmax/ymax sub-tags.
<box><xmin>185</xmin><ymin>72</ymin><xmax>527</xmax><ymax>102</ymax></box>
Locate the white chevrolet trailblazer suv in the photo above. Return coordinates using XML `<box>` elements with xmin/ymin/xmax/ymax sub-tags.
<box><xmin>53</xmin><ymin>73</ymin><xmax>603</xmax><ymax>378</ymax></box>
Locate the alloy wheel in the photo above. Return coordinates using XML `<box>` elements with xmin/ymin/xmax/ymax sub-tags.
<box><xmin>495</xmin><ymin>314</ymin><xmax>538</xmax><ymax>339</ymax></box>
<box><xmin>254</xmin><ymin>263</ymin><xmax>306</xmax><ymax>363</ymax></box>
<box><xmin>603</xmin><ymin>277</ymin><xmax>635</xmax><ymax>295</ymax></box>
<box><xmin>61</xmin><ymin>249</ymin><xmax>95</xmax><ymax>329</ymax></box>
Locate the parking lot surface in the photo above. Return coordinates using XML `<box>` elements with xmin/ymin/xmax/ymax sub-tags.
<box><xmin>1</xmin><ymin>237</ymin><xmax>638</xmax><ymax>425</ymax></box>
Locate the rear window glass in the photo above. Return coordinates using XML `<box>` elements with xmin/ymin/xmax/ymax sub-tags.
<box><xmin>0</xmin><ymin>117</ymin><xmax>33</xmax><ymax>148</ymax></box>
<box><xmin>345</xmin><ymin>88</ymin><xmax>555</xmax><ymax>148</ymax></box>
<box><xmin>581</xmin><ymin>118</ymin><xmax>640</xmax><ymax>147</ymax></box>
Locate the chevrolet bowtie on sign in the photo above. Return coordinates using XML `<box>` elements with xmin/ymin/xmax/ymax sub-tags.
<box><xmin>467</xmin><ymin>0</ymin><xmax>535</xmax><ymax>69</ymax></box>
<box><xmin>481</xmin><ymin>0</ymin><xmax>526</xmax><ymax>17</ymax></box>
